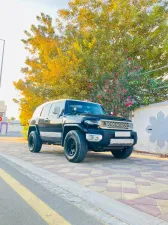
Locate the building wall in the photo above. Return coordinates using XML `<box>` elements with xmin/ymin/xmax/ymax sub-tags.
<box><xmin>0</xmin><ymin>101</ymin><xmax>7</xmax><ymax>117</ymax></box>
<box><xmin>133</xmin><ymin>101</ymin><xmax>168</xmax><ymax>154</ymax></box>
<box><xmin>8</xmin><ymin>124</ymin><xmax>22</xmax><ymax>132</ymax></box>
<box><xmin>0</xmin><ymin>120</ymin><xmax>23</xmax><ymax>136</ymax></box>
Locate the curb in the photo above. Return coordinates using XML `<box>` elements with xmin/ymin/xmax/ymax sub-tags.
<box><xmin>0</xmin><ymin>152</ymin><xmax>167</xmax><ymax>225</ymax></box>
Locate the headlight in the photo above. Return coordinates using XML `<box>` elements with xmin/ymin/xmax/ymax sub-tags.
<box><xmin>84</xmin><ymin>120</ymin><xmax>99</xmax><ymax>126</ymax></box>
<box><xmin>129</xmin><ymin>122</ymin><xmax>133</xmax><ymax>130</ymax></box>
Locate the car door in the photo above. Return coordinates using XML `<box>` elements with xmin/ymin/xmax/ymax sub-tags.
<box><xmin>46</xmin><ymin>101</ymin><xmax>65</xmax><ymax>143</ymax></box>
<box><xmin>38</xmin><ymin>103</ymin><xmax>52</xmax><ymax>141</ymax></box>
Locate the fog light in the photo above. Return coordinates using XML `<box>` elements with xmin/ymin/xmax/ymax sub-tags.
<box><xmin>86</xmin><ymin>134</ymin><xmax>102</xmax><ymax>142</ymax></box>
<box><xmin>90</xmin><ymin>135</ymin><xmax>94</xmax><ymax>140</ymax></box>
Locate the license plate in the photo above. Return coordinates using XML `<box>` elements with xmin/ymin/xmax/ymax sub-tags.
<box><xmin>110</xmin><ymin>139</ymin><xmax>134</xmax><ymax>144</ymax></box>
<box><xmin>115</xmin><ymin>132</ymin><xmax>130</xmax><ymax>137</ymax></box>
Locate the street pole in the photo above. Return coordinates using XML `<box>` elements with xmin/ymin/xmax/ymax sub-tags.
<box><xmin>0</xmin><ymin>39</ymin><xmax>5</xmax><ymax>88</ymax></box>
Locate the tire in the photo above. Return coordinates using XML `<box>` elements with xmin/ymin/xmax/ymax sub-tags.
<box><xmin>64</xmin><ymin>130</ymin><xmax>88</xmax><ymax>163</ymax></box>
<box><xmin>28</xmin><ymin>131</ymin><xmax>42</xmax><ymax>153</ymax></box>
<box><xmin>111</xmin><ymin>146</ymin><xmax>133</xmax><ymax>159</ymax></box>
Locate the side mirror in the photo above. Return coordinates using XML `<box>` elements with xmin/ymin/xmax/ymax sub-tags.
<box><xmin>53</xmin><ymin>107</ymin><xmax>60</xmax><ymax>114</ymax></box>
<box><xmin>106</xmin><ymin>112</ymin><xmax>113</xmax><ymax>115</ymax></box>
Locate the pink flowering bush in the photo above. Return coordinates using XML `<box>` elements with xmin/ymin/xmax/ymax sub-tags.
<box><xmin>87</xmin><ymin>56</ymin><xmax>142</xmax><ymax>117</ymax></box>
<box><xmin>87</xmin><ymin>53</ymin><xmax>167</xmax><ymax>118</ymax></box>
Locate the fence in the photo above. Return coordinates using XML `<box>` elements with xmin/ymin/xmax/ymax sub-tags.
<box><xmin>0</xmin><ymin>121</ymin><xmax>23</xmax><ymax>137</ymax></box>
<box><xmin>133</xmin><ymin>101</ymin><xmax>168</xmax><ymax>154</ymax></box>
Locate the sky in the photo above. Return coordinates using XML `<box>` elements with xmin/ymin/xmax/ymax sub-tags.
<box><xmin>0</xmin><ymin>0</ymin><xmax>69</xmax><ymax>119</ymax></box>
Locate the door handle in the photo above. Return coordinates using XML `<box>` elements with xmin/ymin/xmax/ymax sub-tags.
<box><xmin>45</xmin><ymin>118</ymin><xmax>50</xmax><ymax>123</ymax></box>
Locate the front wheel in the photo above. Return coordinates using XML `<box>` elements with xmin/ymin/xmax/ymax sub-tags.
<box><xmin>28</xmin><ymin>131</ymin><xmax>42</xmax><ymax>153</ymax></box>
<box><xmin>111</xmin><ymin>146</ymin><xmax>133</xmax><ymax>159</ymax></box>
<box><xmin>64</xmin><ymin>130</ymin><xmax>88</xmax><ymax>163</ymax></box>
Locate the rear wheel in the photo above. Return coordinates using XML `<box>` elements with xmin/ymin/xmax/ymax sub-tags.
<box><xmin>111</xmin><ymin>146</ymin><xmax>133</xmax><ymax>159</ymax></box>
<box><xmin>64</xmin><ymin>130</ymin><xmax>88</xmax><ymax>163</ymax></box>
<box><xmin>28</xmin><ymin>131</ymin><xmax>42</xmax><ymax>153</ymax></box>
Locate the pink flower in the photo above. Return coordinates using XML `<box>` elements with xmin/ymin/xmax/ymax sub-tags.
<box><xmin>128</xmin><ymin>96</ymin><xmax>131</xmax><ymax>99</ymax></box>
<box><xmin>105</xmin><ymin>83</ymin><xmax>109</xmax><ymax>88</ymax></box>
<box><xmin>125</xmin><ymin>49</ymin><xmax>128</xmax><ymax>52</ymax></box>
<box><xmin>115</xmin><ymin>73</ymin><xmax>119</xmax><ymax>77</ymax></box>
<box><xmin>123</xmin><ymin>89</ymin><xmax>128</xmax><ymax>94</ymax></box>
<box><xmin>88</xmin><ymin>84</ymin><xmax>92</xmax><ymax>89</ymax></box>
<box><xmin>125</xmin><ymin>100</ymin><xmax>133</xmax><ymax>107</ymax></box>
<box><xmin>130</xmin><ymin>70</ymin><xmax>133</xmax><ymax>72</ymax></box>
<box><xmin>98</xmin><ymin>94</ymin><xmax>102</xmax><ymax>99</ymax></box>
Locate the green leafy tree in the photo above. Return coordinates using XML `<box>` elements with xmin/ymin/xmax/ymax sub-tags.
<box><xmin>59</xmin><ymin>0</ymin><xmax>168</xmax><ymax>78</ymax></box>
<box><xmin>8</xmin><ymin>117</ymin><xmax>16</xmax><ymax>121</ymax></box>
<box><xmin>89</xmin><ymin>55</ymin><xmax>168</xmax><ymax>117</ymax></box>
<box><xmin>14</xmin><ymin>0</ymin><xmax>168</xmax><ymax>125</ymax></box>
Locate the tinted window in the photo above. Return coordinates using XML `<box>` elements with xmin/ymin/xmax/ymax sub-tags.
<box><xmin>41</xmin><ymin>104</ymin><xmax>51</xmax><ymax>117</ymax></box>
<box><xmin>49</xmin><ymin>101</ymin><xmax>65</xmax><ymax>116</ymax></box>
<box><xmin>67</xmin><ymin>101</ymin><xmax>105</xmax><ymax>115</ymax></box>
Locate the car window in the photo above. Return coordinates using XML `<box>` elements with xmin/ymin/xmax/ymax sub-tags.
<box><xmin>49</xmin><ymin>101</ymin><xmax>65</xmax><ymax>116</ymax></box>
<box><xmin>67</xmin><ymin>101</ymin><xmax>105</xmax><ymax>115</ymax></box>
<box><xmin>40</xmin><ymin>104</ymin><xmax>52</xmax><ymax>117</ymax></box>
<box><xmin>32</xmin><ymin>106</ymin><xmax>43</xmax><ymax>118</ymax></box>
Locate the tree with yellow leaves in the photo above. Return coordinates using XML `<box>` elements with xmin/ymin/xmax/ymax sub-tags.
<box><xmin>14</xmin><ymin>0</ymin><xmax>168</xmax><ymax>127</ymax></box>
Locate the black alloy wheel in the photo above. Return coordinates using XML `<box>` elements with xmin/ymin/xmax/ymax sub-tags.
<box><xmin>28</xmin><ymin>131</ymin><xmax>42</xmax><ymax>153</ymax></box>
<box><xmin>64</xmin><ymin>130</ymin><xmax>88</xmax><ymax>163</ymax></box>
<box><xmin>67</xmin><ymin>138</ymin><xmax>77</xmax><ymax>156</ymax></box>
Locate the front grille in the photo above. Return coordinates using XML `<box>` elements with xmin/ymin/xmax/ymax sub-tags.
<box><xmin>99</xmin><ymin>120</ymin><xmax>133</xmax><ymax>130</ymax></box>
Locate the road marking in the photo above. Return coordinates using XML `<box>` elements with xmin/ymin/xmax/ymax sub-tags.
<box><xmin>0</xmin><ymin>168</ymin><xmax>71</xmax><ymax>225</ymax></box>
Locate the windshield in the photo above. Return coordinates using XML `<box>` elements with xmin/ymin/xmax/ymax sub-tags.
<box><xmin>67</xmin><ymin>101</ymin><xmax>105</xmax><ymax>115</ymax></box>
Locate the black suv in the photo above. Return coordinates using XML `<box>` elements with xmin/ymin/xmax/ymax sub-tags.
<box><xmin>28</xmin><ymin>99</ymin><xmax>137</xmax><ymax>163</ymax></box>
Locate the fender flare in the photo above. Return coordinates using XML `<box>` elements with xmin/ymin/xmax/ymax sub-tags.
<box><xmin>28</xmin><ymin>125</ymin><xmax>40</xmax><ymax>138</ymax></box>
<box><xmin>62</xmin><ymin>124</ymin><xmax>87</xmax><ymax>146</ymax></box>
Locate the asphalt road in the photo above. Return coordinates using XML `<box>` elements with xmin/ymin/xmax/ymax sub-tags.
<box><xmin>0</xmin><ymin>177</ymin><xmax>47</xmax><ymax>225</ymax></box>
<box><xmin>0</xmin><ymin>158</ymin><xmax>104</xmax><ymax>225</ymax></box>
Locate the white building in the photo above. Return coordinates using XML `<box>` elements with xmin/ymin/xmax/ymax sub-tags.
<box><xmin>0</xmin><ymin>101</ymin><xmax>22</xmax><ymax>136</ymax></box>
<box><xmin>133</xmin><ymin>101</ymin><xmax>168</xmax><ymax>154</ymax></box>
<box><xmin>8</xmin><ymin>120</ymin><xmax>22</xmax><ymax>133</ymax></box>
<box><xmin>0</xmin><ymin>101</ymin><xmax>7</xmax><ymax>118</ymax></box>
<box><xmin>0</xmin><ymin>101</ymin><xmax>8</xmax><ymax>135</ymax></box>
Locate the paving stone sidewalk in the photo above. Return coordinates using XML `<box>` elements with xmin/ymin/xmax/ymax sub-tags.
<box><xmin>0</xmin><ymin>140</ymin><xmax>168</xmax><ymax>222</ymax></box>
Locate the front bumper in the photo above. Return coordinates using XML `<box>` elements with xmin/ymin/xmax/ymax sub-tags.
<box><xmin>86</xmin><ymin>129</ymin><xmax>137</xmax><ymax>150</ymax></box>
